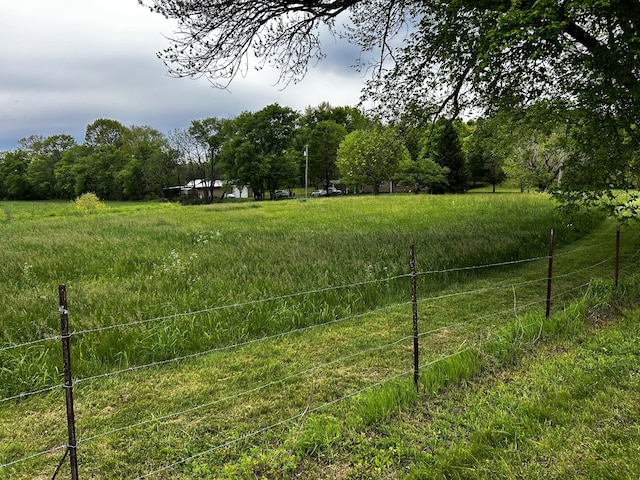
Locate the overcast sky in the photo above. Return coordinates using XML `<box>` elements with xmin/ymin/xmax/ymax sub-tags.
<box><xmin>0</xmin><ymin>0</ymin><xmax>369</xmax><ymax>150</ymax></box>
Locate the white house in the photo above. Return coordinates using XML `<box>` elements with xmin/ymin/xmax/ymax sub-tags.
<box><xmin>164</xmin><ymin>179</ymin><xmax>251</xmax><ymax>199</ymax></box>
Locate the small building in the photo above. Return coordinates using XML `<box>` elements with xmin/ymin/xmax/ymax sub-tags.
<box><xmin>164</xmin><ymin>179</ymin><xmax>251</xmax><ymax>199</ymax></box>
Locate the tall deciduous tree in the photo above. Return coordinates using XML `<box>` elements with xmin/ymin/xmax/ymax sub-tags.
<box><xmin>306</xmin><ymin>120</ymin><xmax>347</xmax><ymax>193</ymax></box>
<box><xmin>395</xmin><ymin>156</ymin><xmax>449</xmax><ymax>194</ymax></box>
<box><xmin>142</xmin><ymin>0</ymin><xmax>640</xmax><ymax>119</ymax></box>
<box><xmin>168</xmin><ymin>127</ymin><xmax>210</xmax><ymax>190</ymax></box>
<box><xmin>23</xmin><ymin>134</ymin><xmax>77</xmax><ymax>199</ymax></box>
<box><xmin>120</xmin><ymin>126</ymin><xmax>177</xmax><ymax>199</ymax></box>
<box><xmin>301</xmin><ymin>103</ymin><xmax>371</xmax><ymax>133</ymax></box>
<box><xmin>466</xmin><ymin>118</ymin><xmax>507</xmax><ymax>192</ymax></box>
<box><xmin>189</xmin><ymin>117</ymin><xmax>228</xmax><ymax>200</ymax></box>
<box><xmin>337</xmin><ymin>128</ymin><xmax>409</xmax><ymax>194</ymax></box>
<box><xmin>84</xmin><ymin>119</ymin><xmax>127</xmax><ymax>148</ymax></box>
<box><xmin>0</xmin><ymin>150</ymin><xmax>30</xmax><ymax>200</ymax></box>
<box><xmin>218</xmin><ymin>104</ymin><xmax>300</xmax><ymax>199</ymax></box>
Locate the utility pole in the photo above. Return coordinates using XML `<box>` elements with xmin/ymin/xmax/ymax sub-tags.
<box><xmin>304</xmin><ymin>144</ymin><xmax>309</xmax><ymax>198</ymax></box>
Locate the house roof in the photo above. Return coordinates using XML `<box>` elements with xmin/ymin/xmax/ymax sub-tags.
<box><xmin>185</xmin><ymin>179</ymin><xmax>224</xmax><ymax>189</ymax></box>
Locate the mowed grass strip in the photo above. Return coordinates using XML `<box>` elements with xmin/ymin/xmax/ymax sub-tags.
<box><xmin>291</xmin><ymin>285</ymin><xmax>640</xmax><ymax>480</ymax></box>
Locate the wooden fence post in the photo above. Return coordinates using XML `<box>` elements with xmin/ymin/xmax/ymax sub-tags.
<box><xmin>410</xmin><ymin>245</ymin><xmax>419</xmax><ymax>392</ymax></box>
<box><xmin>545</xmin><ymin>230</ymin><xmax>555</xmax><ymax>321</ymax></box>
<box><xmin>59</xmin><ymin>284</ymin><xmax>79</xmax><ymax>480</ymax></box>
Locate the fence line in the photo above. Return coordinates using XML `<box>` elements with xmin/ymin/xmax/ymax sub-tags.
<box><xmin>80</xmin><ymin>286</ymin><xmax>572</xmax><ymax>448</ymax></box>
<box><xmin>130</xmin><ymin>249</ymin><xmax>617</xmax><ymax>477</ymax></box>
<box><xmin>0</xmin><ymin>445</ymin><xmax>66</xmax><ymax>470</ymax></box>
<box><xmin>554</xmin><ymin>256</ymin><xmax>615</xmax><ymax>279</ymax></box>
<box><xmin>140</xmin><ymin>305</ymin><xmax>556</xmax><ymax>480</ymax></box>
<box><xmin>80</xmin><ymin>276</ymin><xmax>599</xmax><ymax>452</ymax></box>
<box><xmin>0</xmin><ymin>230</ymin><xmax>631</xmax><ymax>478</ymax></box>
<box><xmin>0</xmin><ymin>384</ymin><xmax>62</xmax><ymax>404</ymax></box>
<box><xmin>0</xmin><ymin>333</ymin><xmax>62</xmax><ymax>353</ymax></box>
<box><xmin>72</xmin><ymin>300</ymin><xmax>414</xmax><ymax>387</ymax></box>
<box><xmin>72</xmin><ymin>260</ymin><xmax>599</xmax><ymax>390</ymax></box>
<box><xmin>0</xmin><ymin>251</ymin><xmax>591</xmax><ymax>354</ymax></box>
<box><xmin>554</xmin><ymin>240</ymin><xmax>612</xmax><ymax>257</ymax></box>
<box><xmin>0</xmin><ymin>263</ymin><xmax>555</xmax><ymax>404</ymax></box>
<box><xmin>127</xmin><ymin>271</ymin><xmax>618</xmax><ymax>479</ymax></box>
<box><xmin>67</xmin><ymin>273</ymin><xmax>414</xmax><ymax>338</ymax></box>
<box><xmin>133</xmin><ymin>347</ymin><xmax>474</xmax><ymax>480</ymax></box>
<box><xmin>77</xmin><ymin>333</ymin><xmax>414</xmax><ymax>446</ymax></box>
<box><xmin>416</xmin><ymin>254</ymin><xmax>550</xmax><ymax>277</ymax></box>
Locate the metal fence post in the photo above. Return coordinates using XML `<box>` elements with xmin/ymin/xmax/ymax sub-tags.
<box><xmin>545</xmin><ymin>229</ymin><xmax>555</xmax><ymax>320</ymax></box>
<box><xmin>59</xmin><ymin>284</ymin><xmax>79</xmax><ymax>480</ymax></box>
<box><xmin>410</xmin><ymin>245</ymin><xmax>419</xmax><ymax>392</ymax></box>
<box><xmin>615</xmin><ymin>225</ymin><xmax>620</xmax><ymax>287</ymax></box>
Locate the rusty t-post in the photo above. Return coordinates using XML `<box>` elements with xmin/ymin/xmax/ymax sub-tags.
<box><xmin>59</xmin><ymin>284</ymin><xmax>79</xmax><ymax>480</ymax></box>
<box><xmin>615</xmin><ymin>225</ymin><xmax>620</xmax><ymax>287</ymax></box>
<box><xmin>545</xmin><ymin>230</ymin><xmax>555</xmax><ymax>321</ymax></box>
<box><xmin>410</xmin><ymin>245</ymin><xmax>419</xmax><ymax>392</ymax></box>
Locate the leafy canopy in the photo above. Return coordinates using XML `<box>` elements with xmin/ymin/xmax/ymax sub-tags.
<box><xmin>141</xmin><ymin>0</ymin><xmax>640</xmax><ymax>122</ymax></box>
<box><xmin>337</xmin><ymin>128</ymin><xmax>410</xmax><ymax>194</ymax></box>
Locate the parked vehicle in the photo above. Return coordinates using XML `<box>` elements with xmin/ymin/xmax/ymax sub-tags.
<box><xmin>274</xmin><ymin>190</ymin><xmax>290</xmax><ymax>199</ymax></box>
<box><xmin>312</xmin><ymin>187</ymin><xmax>342</xmax><ymax>197</ymax></box>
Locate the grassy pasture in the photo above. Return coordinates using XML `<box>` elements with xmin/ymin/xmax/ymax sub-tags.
<box><xmin>0</xmin><ymin>194</ymin><xmax>600</xmax><ymax>396</ymax></box>
<box><xmin>2</xmin><ymin>193</ymin><xmax>639</xmax><ymax>479</ymax></box>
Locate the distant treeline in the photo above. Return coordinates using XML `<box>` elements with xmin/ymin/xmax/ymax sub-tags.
<box><xmin>1</xmin><ymin>101</ymin><xmax>580</xmax><ymax>201</ymax></box>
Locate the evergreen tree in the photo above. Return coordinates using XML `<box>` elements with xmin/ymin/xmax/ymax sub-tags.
<box><xmin>435</xmin><ymin>124</ymin><xmax>466</xmax><ymax>193</ymax></box>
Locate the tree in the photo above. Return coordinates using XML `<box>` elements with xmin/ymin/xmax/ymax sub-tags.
<box><xmin>472</xmin><ymin>105</ymin><xmax>572</xmax><ymax>194</ymax></box>
<box><xmin>218</xmin><ymin>104</ymin><xmax>300</xmax><ymax>199</ymax></box>
<box><xmin>23</xmin><ymin>134</ymin><xmax>77</xmax><ymax>199</ymax></box>
<box><xmin>188</xmin><ymin>117</ymin><xmax>228</xmax><ymax>200</ymax></box>
<box><xmin>143</xmin><ymin>0</ymin><xmax>640</xmax><ymax>210</ymax></box>
<box><xmin>306</xmin><ymin>120</ymin><xmax>347</xmax><ymax>193</ymax></box>
<box><xmin>143</xmin><ymin>1</ymin><xmax>640</xmax><ymax>117</ymax></box>
<box><xmin>337</xmin><ymin>128</ymin><xmax>409</xmax><ymax>195</ymax></box>
<box><xmin>0</xmin><ymin>150</ymin><xmax>30</xmax><ymax>200</ymax></box>
<box><xmin>120</xmin><ymin>126</ymin><xmax>177</xmax><ymax>199</ymax></box>
<box><xmin>84</xmin><ymin>119</ymin><xmax>127</xmax><ymax>148</ymax></box>
<box><xmin>466</xmin><ymin>118</ymin><xmax>507</xmax><ymax>192</ymax></box>
<box><xmin>301</xmin><ymin>103</ymin><xmax>371</xmax><ymax>133</ymax></box>
<box><xmin>434</xmin><ymin>123</ymin><xmax>467</xmax><ymax>193</ymax></box>
<box><xmin>395</xmin><ymin>156</ymin><xmax>448</xmax><ymax>194</ymax></box>
<box><xmin>167</xmin><ymin>127</ymin><xmax>210</xmax><ymax>189</ymax></box>
<box><xmin>54</xmin><ymin>146</ymin><xmax>86</xmax><ymax>198</ymax></box>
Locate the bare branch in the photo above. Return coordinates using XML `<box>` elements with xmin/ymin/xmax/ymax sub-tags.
<box><xmin>141</xmin><ymin>0</ymin><xmax>363</xmax><ymax>86</ymax></box>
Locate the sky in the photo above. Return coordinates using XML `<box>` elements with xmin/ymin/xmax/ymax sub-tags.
<box><xmin>0</xmin><ymin>0</ymin><xmax>369</xmax><ymax>150</ymax></box>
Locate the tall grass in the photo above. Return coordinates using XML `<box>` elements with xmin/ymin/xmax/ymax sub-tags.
<box><xmin>0</xmin><ymin>194</ymin><xmax>602</xmax><ymax>397</ymax></box>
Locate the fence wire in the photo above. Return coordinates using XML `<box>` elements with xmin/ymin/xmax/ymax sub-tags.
<box><xmin>0</xmin><ymin>241</ymin><xmax>631</xmax><ymax>477</ymax></box>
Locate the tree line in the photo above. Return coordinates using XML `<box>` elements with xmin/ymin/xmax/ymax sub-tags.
<box><xmin>138</xmin><ymin>0</ymin><xmax>640</xmax><ymax>216</ymax></box>
<box><xmin>0</xmin><ymin>101</ymin><xmax>623</xmax><ymax>202</ymax></box>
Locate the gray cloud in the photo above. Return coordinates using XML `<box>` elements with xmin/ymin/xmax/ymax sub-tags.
<box><xmin>0</xmin><ymin>1</ymin><xmax>368</xmax><ymax>150</ymax></box>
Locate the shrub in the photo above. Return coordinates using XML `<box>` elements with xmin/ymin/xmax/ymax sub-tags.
<box><xmin>74</xmin><ymin>192</ymin><xmax>107</xmax><ymax>214</ymax></box>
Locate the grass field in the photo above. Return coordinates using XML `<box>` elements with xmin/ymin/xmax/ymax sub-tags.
<box><xmin>2</xmin><ymin>193</ymin><xmax>640</xmax><ymax>479</ymax></box>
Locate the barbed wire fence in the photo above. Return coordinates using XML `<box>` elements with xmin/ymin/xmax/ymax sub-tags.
<box><xmin>0</xmin><ymin>229</ymin><xmax>631</xmax><ymax>479</ymax></box>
